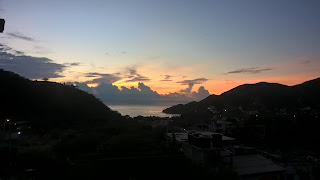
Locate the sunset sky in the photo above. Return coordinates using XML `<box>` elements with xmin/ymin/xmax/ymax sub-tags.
<box><xmin>1</xmin><ymin>0</ymin><xmax>320</xmax><ymax>97</ymax></box>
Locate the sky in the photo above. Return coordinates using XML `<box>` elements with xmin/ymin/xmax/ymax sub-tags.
<box><xmin>0</xmin><ymin>0</ymin><xmax>320</xmax><ymax>104</ymax></box>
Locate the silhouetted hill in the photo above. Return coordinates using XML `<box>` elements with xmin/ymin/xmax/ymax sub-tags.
<box><xmin>163</xmin><ymin>78</ymin><xmax>320</xmax><ymax>114</ymax></box>
<box><xmin>0</xmin><ymin>69</ymin><xmax>121</xmax><ymax>129</ymax></box>
<box><xmin>293</xmin><ymin>77</ymin><xmax>320</xmax><ymax>108</ymax></box>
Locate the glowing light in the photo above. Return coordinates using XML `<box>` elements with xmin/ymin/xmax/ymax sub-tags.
<box><xmin>6</xmin><ymin>119</ymin><xmax>10</xmax><ymax>122</ymax></box>
<box><xmin>18</xmin><ymin>132</ymin><xmax>21</xmax><ymax>135</ymax></box>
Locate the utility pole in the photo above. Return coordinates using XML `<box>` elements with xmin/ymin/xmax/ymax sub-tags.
<box><xmin>0</xmin><ymin>18</ymin><xmax>5</xmax><ymax>33</ymax></box>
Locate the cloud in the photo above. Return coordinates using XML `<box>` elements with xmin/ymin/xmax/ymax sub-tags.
<box><xmin>179</xmin><ymin>83</ymin><xmax>194</xmax><ymax>94</ymax></box>
<box><xmin>128</xmin><ymin>68</ymin><xmax>137</xmax><ymax>75</ymax></box>
<box><xmin>225</xmin><ymin>67</ymin><xmax>274</xmax><ymax>74</ymax></box>
<box><xmin>0</xmin><ymin>43</ymin><xmax>66</xmax><ymax>79</ymax></box>
<box><xmin>177</xmin><ymin>78</ymin><xmax>208</xmax><ymax>85</ymax></box>
<box><xmin>64</xmin><ymin>62</ymin><xmax>81</xmax><ymax>66</ymax></box>
<box><xmin>85</xmin><ymin>72</ymin><xmax>122</xmax><ymax>84</ymax></box>
<box><xmin>164</xmin><ymin>75</ymin><xmax>172</xmax><ymax>79</ymax></box>
<box><xmin>161</xmin><ymin>75</ymin><xmax>173</xmax><ymax>81</ymax></box>
<box><xmin>6</xmin><ymin>32</ymin><xmax>36</xmax><ymax>42</ymax></box>
<box><xmin>191</xmin><ymin>86</ymin><xmax>210</xmax><ymax>100</ymax></box>
<box><xmin>123</xmin><ymin>66</ymin><xmax>151</xmax><ymax>82</ymax></box>
<box><xmin>177</xmin><ymin>78</ymin><xmax>208</xmax><ymax>94</ymax></box>
<box><xmin>71</xmin><ymin>81</ymin><xmax>210</xmax><ymax>105</ymax></box>
<box><xmin>300</xmin><ymin>60</ymin><xmax>312</xmax><ymax>64</ymax></box>
<box><xmin>125</xmin><ymin>74</ymin><xmax>150</xmax><ymax>82</ymax></box>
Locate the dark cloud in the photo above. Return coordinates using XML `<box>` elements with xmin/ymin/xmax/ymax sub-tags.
<box><xmin>0</xmin><ymin>43</ymin><xmax>66</xmax><ymax>79</ymax></box>
<box><xmin>161</xmin><ymin>75</ymin><xmax>173</xmax><ymax>81</ymax></box>
<box><xmin>191</xmin><ymin>86</ymin><xmax>210</xmax><ymax>100</ymax></box>
<box><xmin>177</xmin><ymin>78</ymin><xmax>208</xmax><ymax>85</ymax></box>
<box><xmin>179</xmin><ymin>83</ymin><xmax>194</xmax><ymax>94</ymax></box>
<box><xmin>124</xmin><ymin>67</ymin><xmax>150</xmax><ymax>82</ymax></box>
<box><xmin>177</xmin><ymin>78</ymin><xmax>208</xmax><ymax>95</ymax></box>
<box><xmin>85</xmin><ymin>74</ymin><xmax>98</xmax><ymax>77</ymax></box>
<box><xmin>64</xmin><ymin>62</ymin><xmax>81</xmax><ymax>66</ymax></box>
<box><xmin>85</xmin><ymin>72</ymin><xmax>122</xmax><ymax>84</ymax></box>
<box><xmin>125</xmin><ymin>74</ymin><xmax>150</xmax><ymax>82</ymax></box>
<box><xmin>6</xmin><ymin>32</ymin><xmax>36</xmax><ymax>42</ymax></box>
<box><xmin>127</xmin><ymin>67</ymin><xmax>137</xmax><ymax>75</ymax></box>
<box><xmin>126</xmin><ymin>75</ymin><xmax>134</xmax><ymax>78</ymax></box>
<box><xmin>225</xmin><ymin>67</ymin><xmax>274</xmax><ymax>74</ymax></box>
<box><xmin>300</xmin><ymin>59</ymin><xmax>312</xmax><ymax>64</ymax></box>
<box><xmin>164</xmin><ymin>75</ymin><xmax>172</xmax><ymax>80</ymax></box>
<box><xmin>72</xmin><ymin>81</ymin><xmax>211</xmax><ymax>105</ymax></box>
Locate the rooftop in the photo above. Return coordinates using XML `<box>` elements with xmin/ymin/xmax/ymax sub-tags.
<box><xmin>166</xmin><ymin>132</ymin><xmax>235</xmax><ymax>143</ymax></box>
<box><xmin>233</xmin><ymin>154</ymin><xmax>285</xmax><ymax>176</ymax></box>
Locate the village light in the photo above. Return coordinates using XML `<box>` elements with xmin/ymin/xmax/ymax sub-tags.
<box><xmin>6</xmin><ymin>119</ymin><xmax>10</xmax><ymax>122</ymax></box>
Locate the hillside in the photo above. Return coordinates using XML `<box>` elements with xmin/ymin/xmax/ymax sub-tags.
<box><xmin>0</xmin><ymin>69</ymin><xmax>225</xmax><ymax>179</ymax></box>
<box><xmin>163</xmin><ymin>78</ymin><xmax>320</xmax><ymax>114</ymax></box>
<box><xmin>0</xmin><ymin>69</ymin><xmax>121</xmax><ymax>129</ymax></box>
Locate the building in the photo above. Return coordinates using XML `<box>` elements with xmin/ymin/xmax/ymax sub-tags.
<box><xmin>233</xmin><ymin>154</ymin><xmax>285</xmax><ymax>180</ymax></box>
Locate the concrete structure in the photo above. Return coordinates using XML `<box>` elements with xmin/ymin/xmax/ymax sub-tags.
<box><xmin>233</xmin><ymin>154</ymin><xmax>285</xmax><ymax>180</ymax></box>
<box><xmin>166</xmin><ymin>132</ymin><xmax>235</xmax><ymax>166</ymax></box>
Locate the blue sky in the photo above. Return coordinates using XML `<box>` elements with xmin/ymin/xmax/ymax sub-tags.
<box><xmin>0</xmin><ymin>0</ymin><xmax>320</xmax><ymax>96</ymax></box>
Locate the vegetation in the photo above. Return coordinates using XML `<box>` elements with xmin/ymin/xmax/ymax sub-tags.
<box><xmin>164</xmin><ymin>78</ymin><xmax>320</xmax><ymax>151</ymax></box>
<box><xmin>0</xmin><ymin>69</ymin><xmax>235</xmax><ymax>179</ymax></box>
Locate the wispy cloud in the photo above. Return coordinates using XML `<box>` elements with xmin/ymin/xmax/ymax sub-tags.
<box><xmin>177</xmin><ymin>78</ymin><xmax>208</xmax><ymax>85</ymax></box>
<box><xmin>85</xmin><ymin>72</ymin><xmax>122</xmax><ymax>84</ymax></box>
<box><xmin>300</xmin><ymin>59</ymin><xmax>313</xmax><ymax>64</ymax></box>
<box><xmin>6</xmin><ymin>32</ymin><xmax>36</xmax><ymax>42</ymax></box>
<box><xmin>164</xmin><ymin>75</ymin><xmax>172</xmax><ymax>79</ymax></box>
<box><xmin>127</xmin><ymin>67</ymin><xmax>137</xmax><ymax>75</ymax></box>
<box><xmin>64</xmin><ymin>62</ymin><xmax>81</xmax><ymax>66</ymax></box>
<box><xmin>125</xmin><ymin>74</ymin><xmax>150</xmax><ymax>82</ymax></box>
<box><xmin>123</xmin><ymin>66</ymin><xmax>151</xmax><ymax>82</ymax></box>
<box><xmin>224</xmin><ymin>67</ymin><xmax>274</xmax><ymax>74</ymax></box>
<box><xmin>161</xmin><ymin>75</ymin><xmax>173</xmax><ymax>81</ymax></box>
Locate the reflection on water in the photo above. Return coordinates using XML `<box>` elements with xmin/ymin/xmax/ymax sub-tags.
<box><xmin>108</xmin><ymin>104</ymin><xmax>176</xmax><ymax>117</ymax></box>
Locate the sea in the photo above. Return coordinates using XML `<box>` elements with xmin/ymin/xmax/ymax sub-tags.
<box><xmin>107</xmin><ymin>104</ymin><xmax>178</xmax><ymax>117</ymax></box>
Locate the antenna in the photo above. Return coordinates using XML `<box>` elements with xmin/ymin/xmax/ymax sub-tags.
<box><xmin>0</xmin><ymin>19</ymin><xmax>5</xmax><ymax>33</ymax></box>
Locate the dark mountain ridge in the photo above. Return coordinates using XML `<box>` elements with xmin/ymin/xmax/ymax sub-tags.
<box><xmin>163</xmin><ymin>78</ymin><xmax>320</xmax><ymax>114</ymax></box>
<box><xmin>0</xmin><ymin>69</ymin><xmax>121</xmax><ymax>129</ymax></box>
